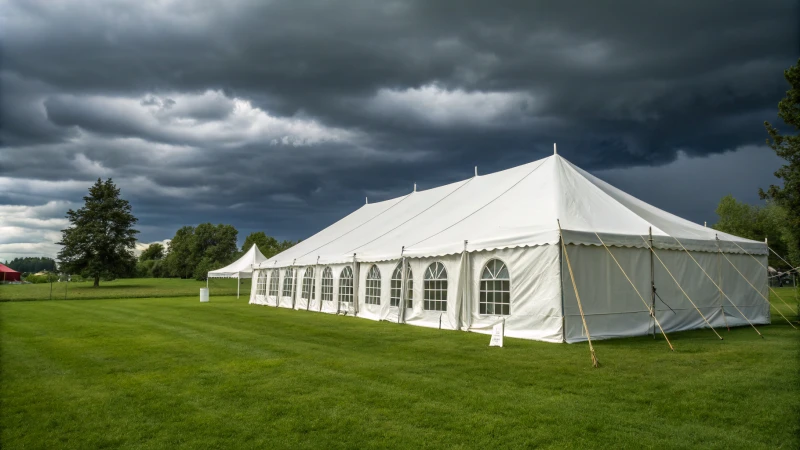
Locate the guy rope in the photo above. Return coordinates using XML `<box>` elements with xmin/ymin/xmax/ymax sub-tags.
<box><xmin>558</xmin><ymin>220</ymin><xmax>599</xmax><ymax>368</ymax></box>
<box><xmin>593</xmin><ymin>231</ymin><xmax>674</xmax><ymax>350</ymax></box>
<box><xmin>638</xmin><ymin>236</ymin><xmax>722</xmax><ymax>340</ymax></box>
<box><xmin>669</xmin><ymin>235</ymin><xmax>763</xmax><ymax>338</ymax></box>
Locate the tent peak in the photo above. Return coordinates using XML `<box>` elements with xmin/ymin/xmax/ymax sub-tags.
<box><xmin>553</xmin><ymin>142</ymin><xmax>557</xmax><ymax>155</ymax></box>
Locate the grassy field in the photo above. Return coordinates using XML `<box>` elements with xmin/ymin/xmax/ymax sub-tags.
<box><xmin>0</xmin><ymin>284</ymin><xmax>797</xmax><ymax>449</ymax></box>
<box><xmin>0</xmin><ymin>277</ymin><xmax>250</xmax><ymax>301</ymax></box>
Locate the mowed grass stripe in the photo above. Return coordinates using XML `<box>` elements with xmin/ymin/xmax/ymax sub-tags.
<box><xmin>1</xmin><ymin>290</ymin><xmax>798</xmax><ymax>449</ymax></box>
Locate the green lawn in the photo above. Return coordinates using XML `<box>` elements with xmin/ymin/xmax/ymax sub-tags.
<box><xmin>0</xmin><ymin>277</ymin><xmax>250</xmax><ymax>302</ymax></box>
<box><xmin>0</xmin><ymin>287</ymin><xmax>797</xmax><ymax>449</ymax></box>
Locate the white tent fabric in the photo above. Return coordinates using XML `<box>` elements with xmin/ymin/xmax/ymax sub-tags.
<box><xmin>209</xmin><ymin>244</ymin><xmax>268</xmax><ymax>278</ymax></box>
<box><xmin>250</xmin><ymin>154</ymin><xmax>770</xmax><ymax>342</ymax></box>
<box><xmin>209</xmin><ymin>244</ymin><xmax>268</xmax><ymax>297</ymax></box>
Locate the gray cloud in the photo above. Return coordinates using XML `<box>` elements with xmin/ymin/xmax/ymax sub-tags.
<box><xmin>0</xmin><ymin>0</ymin><xmax>796</xmax><ymax>260</ymax></box>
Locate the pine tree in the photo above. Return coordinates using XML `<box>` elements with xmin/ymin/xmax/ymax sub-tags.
<box><xmin>762</xmin><ymin>58</ymin><xmax>800</xmax><ymax>265</ymax></box>
<box><xmin>58</xmin><ymin>179</ymin><xmax>139</xmax><ymax>287</ymax></box>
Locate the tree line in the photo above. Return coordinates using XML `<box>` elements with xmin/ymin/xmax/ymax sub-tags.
<box><xmin>3</xmin><ymin>257</ymin><xmax>57</xmax><ymax>275</ymax></box>
<box><xmin>137</xmin><ymin>227</ymin><xmax>295</xmax><ymax>280</ymax></box>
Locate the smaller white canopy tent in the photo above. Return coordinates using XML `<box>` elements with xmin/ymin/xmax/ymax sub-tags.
<box><xmin>208</xmin><ymin>244</ymin><xmax>268</xmax><ymax>297</ymax></box>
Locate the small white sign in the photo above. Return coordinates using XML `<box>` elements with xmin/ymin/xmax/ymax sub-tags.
<box><xmin>489</xmin><ymin>322</ymin><xmax>504</xmax><ymax>347</ymax></box>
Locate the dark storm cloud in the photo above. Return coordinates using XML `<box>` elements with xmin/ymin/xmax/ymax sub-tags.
<box><xmin>0</xmin><ymin>0</ymin><xmax>797</xmax><ymax>258</ymax></box>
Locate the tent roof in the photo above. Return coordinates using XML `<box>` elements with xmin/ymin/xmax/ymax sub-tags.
<box><xmin>258</xmin><ymin>154</ymin><xmax>766</xmax><ymax>268</ymax></box>
<box><xmin>208</xmin><ymin>244</ymin><xmax>268</xmax><ymax>278</ymax></box>
<box><xmin>0</xmin><ymin>263</ymin><xmax>20</xmax><ymax>274</ymax></box>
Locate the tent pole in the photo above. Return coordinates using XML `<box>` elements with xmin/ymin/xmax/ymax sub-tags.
<box><xmin>716</xmin><ymin>236</ymin><xmax>730</xmax><ymax>331</ymax></box>
<box><xmin>462</xmin><ymin>240</ymin><xmax>472</xmax><ymax>331</ymax></box>
<box><xmin>649</xmin><ymin>227</ymin><xmax>655</xmax><ymax>339</ymax></box>
<box><xmin>645</xmin><ymin>237</ymin><xmax>723</xmax><ymax>340</ymax></box>
<box><xmin>595</xmin><ymin>231</ymin><xmax>674</xmax><ymax>351</ymax></box>
<box><xmin>274</xmin><ymin>262</ymin><xmax>279</xmax><ymax>308</ymax></box>
<box><xmin>716</xmin><ymin>235</ymin><xmax>797</xmax><ymax>322</ymax></box>
<box><xmin>559</xmin><ymin>233</ymin><xmax>566</xmax><ymax>343</ymax></box>
<box><xmin>319</xmin><ymin>257</ymin><xmax>325</xmax><ymax>313</ymax></box>
<box><xmin>669</xmin><ymin>235</ymin><xmax>763</xmax><ymax>337</ymax></box>
<box><xmin>455</xmin><ymin>240</ymin><xmax>468</xmax><ymax>331</ymax></box>
<box><xmin>352</xmin><ymin>253</ymin><xmax>359</xmax><ymax>317</ymax></box>
<box><xmin>308</xmin><ymin>257</ymin><xmax>319</xmax><ymax>311</ymax></box>
<box><xmin>290</xmin><ymin>259</ymin><xmax>297</xmax><ymax>309</ymax></box>
<box><xmin>398</xmin><ymin>247</ymin><xmax>406</xmax><ymax>324</ymax></box>
<box><xmin>237</xmin><ymin>273</ymin><xmax>240</xmax><ymax>299</ymax></box>
<box><xmin>719</xmin><ymin>250</ymin><xmax>797</xmax><ymax>329</ymax></box>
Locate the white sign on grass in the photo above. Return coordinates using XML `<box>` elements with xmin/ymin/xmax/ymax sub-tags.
<box><xmin>489</xmin><ymin>321</ymin><xmax>504</xmax><ymax>347</ymax></box>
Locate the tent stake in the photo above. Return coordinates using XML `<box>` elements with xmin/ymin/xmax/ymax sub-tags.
<box><xmin>558</xmin><ymin>220</ymin><xmax>599</xmax><ymax>368</ymax></box>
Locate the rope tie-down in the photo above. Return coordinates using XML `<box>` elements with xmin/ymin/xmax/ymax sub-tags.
<box><xmin>639</xmin><ymin>236</ymin><xmax>723</xmax><ymax>340</ymax></box>
<box><xmin>593</xmin><ymin>231</ymin><xmax>675</xmax><ymax>350</ymax></box>
<box><xmin>558</xmin><ymin>221</ymin><xmax>599</xmax><ymax>368</ymax></box>
<box><xmin>669</xmin><ymin>235</ymin><xmax>763</xmax><ymax>338</ymax></box>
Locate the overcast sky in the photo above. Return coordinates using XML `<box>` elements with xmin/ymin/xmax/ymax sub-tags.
<box><xmin>0</xmin><ymin>0</ymin><xmax>797</xmax><ymax>261</ymax></box>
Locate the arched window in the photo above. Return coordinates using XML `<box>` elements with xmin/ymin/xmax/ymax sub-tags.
<box><xmin>321</xmin><ymin>267</ymin><xmax>334</xmax><ymax>301</ymax></box>
<box><xmin>339</xmin><ymin>266</ymin><xmax>354</xmax><ymax>303</ymax></box>
<box><xmin>480</xmin><ymin>259</ymin><xmax>510</xmax><ymax>315</ymax></box>
<box><xmin>390</xmin><ymin>263</ymin><xmax>413</xmax><ymax>308</ymax></box>
<box><xmin>302</xmin><ymin>267</ymin><xmax>315</xmax><ymax>300</ymax></box>
<box><xmin>365</xmin><ymin>265</ymin><xmax>381</xmax><ymax>305</ymax></box>
<box><xmin>269</xmin><ymin>269</ymin><xmax>279</xmax><ymax>296</ymax></box>
<box><xmin>423</xmin><ymin>262</ymin><xmax>448</xmax><ymax>311</ymax></box>
<box><xmin>282</xmin><ymin>267</ymin><xmax>294</xmax><ymax>297</ymax></box>
<box><xmin>256</xmin><ymin>270</ymin><xmax>268</xmax><ymax>296</ymax></box>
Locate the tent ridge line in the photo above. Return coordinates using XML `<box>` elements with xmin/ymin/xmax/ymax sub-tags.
<box><xmin>408</xmin><ymin>158</ymin><xmax>549</xmax><ymax>249</ymax></box>
<box><xmin>288</xmin><ymin>191</ymin><xmax>416</xmax><ymax>263</ymax></box>
<box><xmin>344</xmin><ymin>176</ymin><xmax>479</xmax><ymax>255</ymax></box>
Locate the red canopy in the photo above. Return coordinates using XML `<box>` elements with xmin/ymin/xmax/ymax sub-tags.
<box><xmin>0</xmin><ymin>263</ymin><xmax>21</xmax><ymax>282</ymax></box>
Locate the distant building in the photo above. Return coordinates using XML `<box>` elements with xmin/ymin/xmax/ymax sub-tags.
<box><xmin>0</xmin><ymin>263</ymin><xmax>21</xmax><ymax>282</ymax></box>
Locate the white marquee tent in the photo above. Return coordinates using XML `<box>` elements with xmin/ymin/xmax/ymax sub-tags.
<box><xmin>208</xmin><ymin>244</ymin><xmax>268</xmax><ymax>297</ymax></box>
<box><xmin>249</xmin><ymin>151</ymin><xmax>771</xmax><ymax>344</ymax></box>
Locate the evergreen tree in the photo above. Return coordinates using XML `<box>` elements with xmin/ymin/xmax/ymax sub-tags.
<box><xmin>6</xmin><ymin>257</ymin><xmax>57</xmax><ymax>273</ymax></box>
<box><xmin>762</xmin><ymin>58</ymin><xmax>800</xmax><ymax>265</ymax></box>
<box><xmin>57</xmin><ymin>178</ymin><xmax>139</xmax><ymax>287</ymax></box>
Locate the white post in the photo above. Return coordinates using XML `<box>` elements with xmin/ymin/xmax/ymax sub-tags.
<box><xmin>554</xmin><ymin>143</ymin><xmax>557</xmax><ymax>155</ymax></box>
<box><xmin>352</xmin><ymin>253</ymin><xmax>359</xmax><ymax>316</ymax></box>
<box><xmin>398</xmin><ymin>246</ymin><xmax>406</xmax><ymax>324</ymax></box>
<box><xmin>237</xmin><ymin>273</ymin><xmax>240</xmax><ymax>298</ymax></box>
